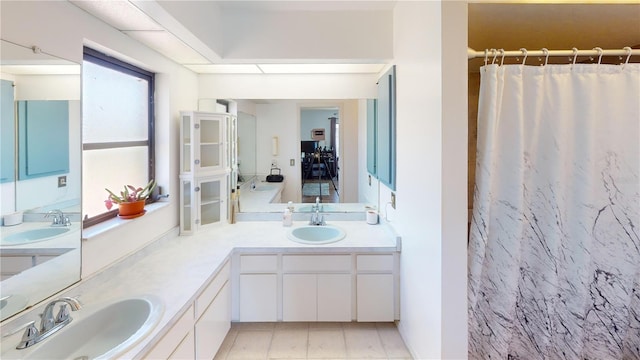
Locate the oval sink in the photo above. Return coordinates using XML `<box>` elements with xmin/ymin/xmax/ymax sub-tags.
<box><xmin>288</xmin><ymin>225</ymin><xmax>346</xmax><ymax>244</ymax></box>
<box><xmin>25</xmin><ymin>296</ymin><xmax>163</xmax><ymax>360</ymax></box>
<box><xmin>1</xmin><ymin>227</ymin><xmax>70</xmax><ymax>246</ymax></box>
<box><xmin>0</xmin><ymin>294</ymin><xmax>29</xmax><ymax>321</ymax></box>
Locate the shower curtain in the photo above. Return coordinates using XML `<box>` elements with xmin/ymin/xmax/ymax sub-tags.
<box><xmin>468</xmin><ymin>63</ymin><xmax>640</xmax><ymax>359</ymax></box>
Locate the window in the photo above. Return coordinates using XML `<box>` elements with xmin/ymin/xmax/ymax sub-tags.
<box><xmin>82</xmin><ymin>47</ymin><xmax>155</xmax><ymax>226</ymax></box>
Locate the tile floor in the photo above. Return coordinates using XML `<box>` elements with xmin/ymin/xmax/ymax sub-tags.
<box><xmin>214</xmin><ymin>322</ymin><xmax>413</xmax><ymax>360</ymax></box>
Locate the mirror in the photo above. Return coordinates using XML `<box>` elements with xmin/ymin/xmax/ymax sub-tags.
<box><xmin>0</xmin><ymin>39</ymin><xmax>81</xmax><ymax>321</ymax></box>
<box><xmin>232</xmin><ymin>99</ymin><xmax>376</xmax><ymax>214</ymax></box>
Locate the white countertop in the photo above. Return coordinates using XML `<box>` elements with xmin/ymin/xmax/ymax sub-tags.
<box><xmin>0</xmin><ymin>220</ymin><xmax>399</xmax><ymax>359</ymax></box>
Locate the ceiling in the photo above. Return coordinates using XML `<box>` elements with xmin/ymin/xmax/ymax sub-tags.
<box><xmin>468</xmin><ymin>3</ymin><xmax>640</xmax><ymax>71</ymax></box>
<box><xmin>68</xmin><ymin>1</ymin><xmax>640</xmax><ymax>74</ymax></box>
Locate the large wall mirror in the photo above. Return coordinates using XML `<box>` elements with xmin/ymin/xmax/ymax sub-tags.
<box><xmin>233</xmin><ymin>99</ymin><xmax>377</xmax><ymax>214</ymax></box>
<box><xmin>0</xmin><ymin>39</ymin><xmax>81</xmax><ymax>321</ymax></box>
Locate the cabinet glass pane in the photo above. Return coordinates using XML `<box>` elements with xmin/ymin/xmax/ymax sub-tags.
<box><xmin>182</xmin><ymin>115</ymin><xmax>191</xmax><ymax>173</ymax></box>
<box><xmin>200</xmin><ymin>118</ymin><xmax>220</xmax><ymax>144</ymax></box>
<box><xmin>200</xmin><ymin>180</ymin><xmax>221</xmax><ymax>204</ymax></box>
<box><xmin>201</xmin><ymin>203</ymin><xmax>220</xmax><ymax>225</ymax></box>
<box><xmin>200</xmin><ymin>144</ymin><xmax>220</xmax><ymax>168</ymax></box>
<box><xmin>183</xmin><ymin>181</ymin><xmax>192</xmax><ymax>232</ymax></box>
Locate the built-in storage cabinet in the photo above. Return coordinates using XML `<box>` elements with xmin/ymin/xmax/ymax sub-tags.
<box><xmin>180</xmin><ymin>175</ymin><xmax>227</xmax><ymax>235</ymax></box>
<box><xmin>238</xmin><ymin>255</ymin><xmax>278</xmax><ymax>322</ymax></box>
<box><xmin>233</xmin><ymin>252</ymin><xmax>397</xmax><ymax>323</ymax></box>
<box><xmin>180</xmin><ymin>111</ymin><xmax>233</xmax><ymax>234</ymax></box>
<box><xmin>282</xmin><ymin>255</ymin><xmax>352</xmax><ymax>322</ymax></box>
<box><xmin>145</xmin><ymin>261</ymin><xmax>230</xmax><ymax>360</ymax></box>
<box><xmin>370</xmin><ymin>65</ymin><xmax>396</xmax><ymax>190</ymax></box>
<box><xmin>181</xmin><ymin>111</ymin><xmax>227</xmax><ymax>174</ymax></box>
<box><xmin>356</xmin><ymin>254</ymin><xmax>395</xmax><ymax>322</ymax></box>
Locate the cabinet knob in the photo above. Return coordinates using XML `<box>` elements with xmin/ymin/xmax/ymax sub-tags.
<box><xmin>194</xmin><ymin>123</ymin><xmax>200</xmax><ymax>129</ymax></box>
<box><xmin>194</xmin><ymin>159</ymin><xmax>200</xmax><ymax>165</ymax></box>
<box><xmin>194</xmin><ymin>187</ymin><xmax>200</xmax><ymax>192</ymax></box>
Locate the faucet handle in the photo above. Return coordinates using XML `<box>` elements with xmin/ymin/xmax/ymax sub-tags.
<box><xmin>16</xmin><ymin>321</ymin><xmax>38</xmax><ymax>349</ymax></box>
<box><xmin>55</xmin><ymin>303</ymin><xmax>71</xmax><ymax>323</ymax></box>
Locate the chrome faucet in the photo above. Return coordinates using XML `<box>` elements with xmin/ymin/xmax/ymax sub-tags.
<box><xmin>17</xmin><ymin>297</ymin><xmax>82</xmax><ymax>349</ymax></box>
<box><xmin>309</xmin><ymin>207</ymin><xmax>325</xmax><ymax>226</ymax></box>
<box><xmin>46</xmin><ymin>209</ymin><xmax>71</xmax><ymax>227</ymax></box>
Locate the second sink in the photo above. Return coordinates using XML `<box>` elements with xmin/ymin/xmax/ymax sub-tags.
<box><xmin>1</xmin><ymin>228</ymin><xmax>69</xmax><ymax>246</ymax></box>
<box><xmin>24</xmin><ymin>296</ymin><xmax>163</xmax><ymax>360</ymax></box>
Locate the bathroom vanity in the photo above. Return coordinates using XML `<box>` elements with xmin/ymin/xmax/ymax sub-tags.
<box><xmin>0</xmin><ymin>220</ymin><xmax>399</xmax><ymax>359</ymax></box>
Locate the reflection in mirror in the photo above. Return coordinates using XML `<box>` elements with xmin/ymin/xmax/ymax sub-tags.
<box><xmin>237</xmin><ymin>111</ymin><xmax>256</xmax><ymax>182</ymax></box>
<box><xmin>0</xmin><ymin>39</ymin><xmax>81</xmax><ymax>321</ymax></box>
<box><xmin>232</xmin><ymin>99</ymin><xmax>376</xmax><ymax>214</ymax></box>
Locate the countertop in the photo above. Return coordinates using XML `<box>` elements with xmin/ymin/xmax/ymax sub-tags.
<box><xmin>0</xmin><ymin>220</ymin><xmax>399</xmax><ymax>359</ymax></box>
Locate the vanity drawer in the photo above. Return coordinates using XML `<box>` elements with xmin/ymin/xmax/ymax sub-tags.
<box><xmin>146</xmin><ymin>304</ymin><xmax>194</xmax><ymax>359</ymax></box>
<box><xmin>196</xmin><ymin>260</ymin><xmax>230</xmax><ymax>319</ymax></box>
<box><xmin>282</xmin><ymin>255</ymin><xmax>351</xmax><ymax>272</ymax></box>
<box><xmin>240</xmin><ymin>255</ymin><xmax>278</xmax><ymax>272</ymax></box>
<box><xmin>356</xmin><ymin>254</ymin><xmax>394</xmax><ymax>272</ymax></box>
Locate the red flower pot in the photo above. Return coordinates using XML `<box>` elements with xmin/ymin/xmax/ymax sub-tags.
<box><xmin>118</xmin><ymin>200</ymin><xmax>146</xmax><ymax>218</ymax></box>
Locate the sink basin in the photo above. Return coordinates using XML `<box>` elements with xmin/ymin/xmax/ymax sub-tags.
<box><xmin>288</xmin><ymin>225</ymin><xmax>346</xmax><ymax>244</ymax></box>
<box><xmin>253</xmin><ymin>185</ymin><xmax>274</xmax><ymax>192</ymax></box>
<box><xmin>25</xmin><ymin>296</ymin><xmax>163</xmax><ymax>360</ymax></box>
<box><xmin>0</xmin><ymin>294</ymin><xmax>29</xmax><ymax>321</ymax></box>
<box><xmin>1</xmin><ymin>227</ymin><xmax>70</xmax><ymax>246</ymax></box>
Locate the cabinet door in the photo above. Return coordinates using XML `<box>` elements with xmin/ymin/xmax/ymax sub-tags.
<box><xmin>169</xmin><ymin>331</ymin><xmax>195</xmax><ymax>360</ymax></box>
<box><xmin>196</xmin><ymin>114</ymin><xmax>223</xmax><ymax>172</ymax></box>
<box><xmin>239</xmin><ymin>274</ymin><xmax>277</xmax><ymax>321</ymax></box>
<box><xmin>283</xmin><ymin>274</ymin><xmax>317</xmax><ymax>321</ymax></box>
<box><xmin>317</xmin><ymin>274</ymin><xmax>351</xmax><ymax>321</ymax></box>
<box><xmin>180</xmin><ymin>177</ymin><xmax>193</xmax><ymax>234</ymax></box>
<box><xmin>376</xmin><ymin>65</ymin><xmax>396</xmax><ymax>190</ymax></box>
<box><xmin>195</xmin><ymin>282</ymin><xmax>230</xmax><ymax>360</ymax></box>
<box><xmin>357</xmin><ymin>274</ymin><xmax>394</xmax><ymax>322</ymax></box>
<box><xmin>181</xmin><ymin>113</ymin><xmax>193</xmax><ymax>173</ymax></box>
<box><xmin>197</xmin><ymin>176</ymin><xmax>226</xmax><ymax>227</ymax></box>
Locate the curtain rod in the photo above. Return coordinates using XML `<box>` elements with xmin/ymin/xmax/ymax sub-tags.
<box><xmin>468</xmin><ymin>47</ymin><xmax>640</xmax><ymax>60</ymax></box>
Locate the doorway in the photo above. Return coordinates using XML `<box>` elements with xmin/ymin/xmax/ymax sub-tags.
<box><xmin>299</xmin><ymin>106</ymin><xmax>340</xmax><ymax>204</ymax></box>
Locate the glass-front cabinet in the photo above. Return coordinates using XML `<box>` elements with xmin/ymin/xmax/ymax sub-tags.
<box><xmin>180</xmin><ymin>111</ymin><xmax>233</xmax><ymax>234</ymax></box>
<box><xmin>180</xmin><ymin>175</ymin><xmax>227</xmax><ymax>234</ymax></box>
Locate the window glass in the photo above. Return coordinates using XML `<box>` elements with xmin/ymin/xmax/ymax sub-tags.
<box><xmin>82</xmin><ymin>48</ymin><xmax>154</xmax><ymax>224</ymax></box>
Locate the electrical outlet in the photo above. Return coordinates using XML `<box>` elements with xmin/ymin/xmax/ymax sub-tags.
<box><xmin>58</xmin><ymin>176</ymin><xmax>67</xmax><ymax>188</ymax></box>
<box><xmin>391</xmin><ymin>192</ymin><xmax>396</xmax><ymax>209</ymax></box>
<box><xmin>290</xmin><ymin>159</ymin><xmax>295</xmax><ymax>166</ymax></box>
<box><xmin>271</xmin><ymin>160</ymin><xmax>277</xmax><ymax>168</ymax></box>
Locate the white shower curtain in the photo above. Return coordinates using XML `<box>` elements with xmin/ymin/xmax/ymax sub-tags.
<box><xmin>468</xmin><ymin>63</ymin><xmax>640</xmax><ymax>359</ymax></box>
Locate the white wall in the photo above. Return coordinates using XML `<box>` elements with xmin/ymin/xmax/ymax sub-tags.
<box><xmin>1</xmin><ymin>0</ymin><xmax>199</xmax><ymax>278</ymax></box>
<box><xmin>391</xmin><ymin>2</ymin><xmax>444</xmax><ymax>359</ymax></box>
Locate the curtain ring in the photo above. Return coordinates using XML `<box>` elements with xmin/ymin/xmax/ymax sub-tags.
<box><xmin>541</xmin><ymin>48</ymin><xmax>549</xmax><ymax>66</ymax></box>
<box><xmin>594</xmin><ymin>47</ymin><xmax>603</xmax><ymax>65</ymax></box>
<box><xmin>483</xmin><ymin>49</ymin><xmax>489</xmax><ymax>67</ymax></box>
<box><xmin>499</xmin><ymin>49</ymin><xmax>505</xmax><ymax>66</ymax></box>
<box><xmin>520</xmin><ymin>48</ymin><xmax>528</xmax><ymax>65</ymax></box>
<box><xmin>571</xmin><ymin>47</ymin><xmax>579</xmax><ymax>68</ymax></box>
<box><xmin>491</xmin><ymin>49</ymin><xmax>498</xmax><ymax>65</ymax></box>
<box><xmin>623</xmin><ymin>46</ymin><xmax>632</xmax><ymax>68</ymax></box>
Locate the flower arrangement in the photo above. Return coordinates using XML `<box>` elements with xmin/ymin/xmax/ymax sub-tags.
<box><xmin>104</xmin><ymin>179</ymin><xmax>156</xmax><ymax>210</ymax></box>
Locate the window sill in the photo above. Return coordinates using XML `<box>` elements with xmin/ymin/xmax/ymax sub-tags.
<box><xmin>82</xmin><ymin>201</ymin><xmax>169</xmax><ymax>241</ymax></box>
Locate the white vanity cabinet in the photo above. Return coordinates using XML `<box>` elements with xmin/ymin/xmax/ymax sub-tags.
<box><xmin>238</xmin><ymin>255</ymin><xmax>278</xmax><ymax>322</ymax></box>
<box><xmin>144</xmin><ymin>260</ymin><xmax>231</xmax><ymax>360</ymax></box>
<box><xmin>282</xmin><ymin>255</ymin><xmax>351</xmax><ymax>321</ymax></box>
<box><xmin>356</xmin><ymin>254</ymin><xmax>396</xmax><ymax>322</ymax></box>
<box><xmin>233</xmin><ymin>252</ymin><xmax>398</xmax><ymax>323</ymax></box>
<box><xmin>180</xmin><ymin>110</ymin><xmax>233</xmax><ymax>235</ymax></box>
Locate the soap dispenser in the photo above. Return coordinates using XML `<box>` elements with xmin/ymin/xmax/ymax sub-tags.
<box><xmin>283</xmin><ymin>208</ymin><xmax>292</xmax><ymax>227</ymax></box>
